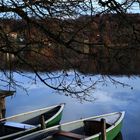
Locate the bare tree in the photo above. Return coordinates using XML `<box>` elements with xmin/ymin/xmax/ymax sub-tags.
<box><xmin>0</xmin><ymin>0</ymin><xmax>139</xmax><ymax>101</ymax></box>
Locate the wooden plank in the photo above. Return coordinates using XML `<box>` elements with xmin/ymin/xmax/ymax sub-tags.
<box><xmin>40</xmin><ymin>114</ymin><xmax>46</xmax><ymax>129</ymax></box>
<box><xmin>0</xmin><ymin>90</ymin><xmax>15</xmax><ymax>97</ymax></box>
<box><xmin>4</xmin><ymin>121</ymin><xmax>36</xmax><ymax>130</ymax></box>
<box><xmin>56</xmin><ymin>131</ymin><xmax>86</xmax><ymax>140</ymax></box>
<box><xmin>0</xmin><ymin>90</ymin><xmax>15</xmax><ymax>119</ymax></box>
<box><xmin>101</xmin><ymin>118</ymin><xmax>106</xmax><ymax>140</ymax></box>
<box><xmin>84</xmin><ymin>120</ymin><xmax>102</xmax><ymax>135</ymax></box>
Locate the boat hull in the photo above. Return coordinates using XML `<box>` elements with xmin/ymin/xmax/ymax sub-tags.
<box><xmin>46</xmin><ymin>110</ymin><xmax>63</xmax><ymax>128</ymax></box>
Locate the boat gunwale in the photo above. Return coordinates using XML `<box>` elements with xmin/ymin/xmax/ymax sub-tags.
<box><xmin>0</xmin><ymin>103</ymin><xmax>65</xmax><ymax>122</ymax></box>
<box><xmin>40</xmin><ymin>103</ymin><xmax>65</xmax><ymax>126</ymax></box>
<box><xmin>61</xmin><ymin>111</ymin><xmax>125</xmax><ymax>126</ymax></box>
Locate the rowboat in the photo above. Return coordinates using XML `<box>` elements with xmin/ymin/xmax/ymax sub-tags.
<box><xmin>0</xmin><ymin>103</ymin><xmax>65</xmax><ymax>140</ymax></box>
<box><xmin>16</xmin><ymin>111</ymin><xmax>125</xmax><ymax>140</ymax></box>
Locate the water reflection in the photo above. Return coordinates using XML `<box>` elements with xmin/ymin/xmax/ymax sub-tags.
<box><xmin>114</xmin><ymin>133</ymin><xmax>123</xmax><ymax>140</ymax></box>
<box><xmin>3</xmin><ymin>74</ymin><xmax>140</xmax><ymax>140</ymax></box>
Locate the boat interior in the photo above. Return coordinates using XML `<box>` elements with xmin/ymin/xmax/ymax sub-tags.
<box><xmin>29</xmin><ymin>120</ymin><xmax>111</xmax><ymax>140</ymax></box>
<box><xmin>22</xmin><ymin>106</ymin><xmax>61</xmax><ymax>125</ymax></box>
<box><xmin>0</xmin><ymin>121</ymin><xmax>34</xmax><ymax>137</ymax></box>
<box><xmin>53</xmin><ymin>120</ymin><xmax>111</xmax><ymax>140</ymax></box>
<box><xmin>0</xmin><ymin>106</ymin><xmax>60</xmax><ymax>137</ymax></box>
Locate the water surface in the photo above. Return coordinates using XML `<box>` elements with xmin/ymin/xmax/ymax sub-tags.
<box><xmin>4</xmin><ymin>74</ymin><xmax>140</xmax><ymax>140</ymax></box>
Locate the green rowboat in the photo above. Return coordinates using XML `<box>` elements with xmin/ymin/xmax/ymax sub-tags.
<box><xmin>0</xmin><ymin>103</ymin><xmax>65</xmax><ymax>140</ymax></box>
<box><xmin>16</xmin><ymin>111</ymin><xmax>125</xmax><ymax>140</ymax></box>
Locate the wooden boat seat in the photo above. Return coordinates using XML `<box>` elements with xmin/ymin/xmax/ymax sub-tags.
<box><xmin>84</xmin><ymin>120</ymin><xmax>111</xmax><ymax>136</ymax></box>
<box><xmin>3</xmin><ymin>121</ymin><xmax>36</xmax><ymax>130</ymax></box>
<box><xmin>55</xmin><ymin>130</ymin><xmax>86</xmax><ymax>140</ymax></box>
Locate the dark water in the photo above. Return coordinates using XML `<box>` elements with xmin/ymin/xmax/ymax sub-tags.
<box><xmin>4</xmin><ymin>73</ymin><xmax>140</xmax><ymax>140</ymax></box>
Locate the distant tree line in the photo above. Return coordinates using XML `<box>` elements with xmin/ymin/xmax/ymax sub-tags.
<box><xmin>1</xmin><ymin>14</ymin><xmax>140</xmax><ymax>46</ymax></box>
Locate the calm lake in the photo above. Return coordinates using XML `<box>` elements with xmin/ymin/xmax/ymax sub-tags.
<box><xmin>3</xmin><ymin>72</ymin><xmax>140</xmax><ymax>140</ymax></box>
